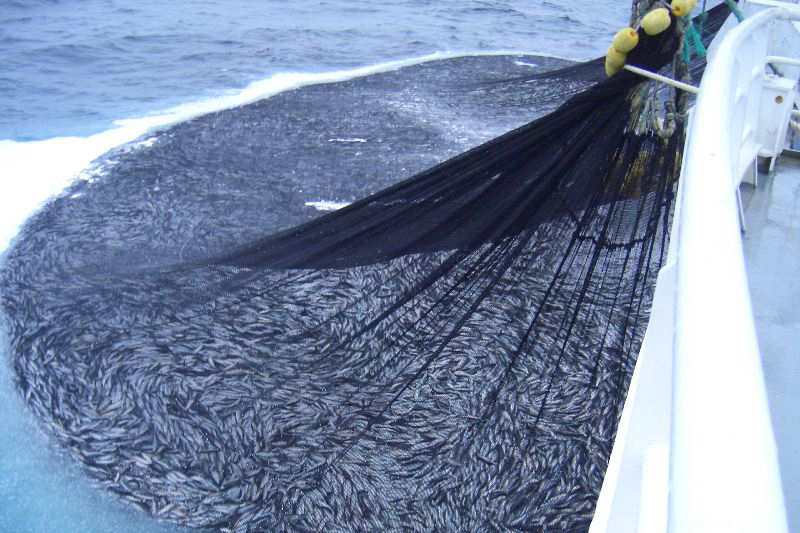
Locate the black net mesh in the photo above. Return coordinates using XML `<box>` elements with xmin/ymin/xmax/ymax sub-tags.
<box><xmin>0</xmin><ymin>6</ymin><xmax>729</xmax><ymax>533</ymax></box>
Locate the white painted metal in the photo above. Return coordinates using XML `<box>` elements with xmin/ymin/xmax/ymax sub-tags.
<box><xmin>672</xmin><ymin>5</ymin><xmax>794</xmax><ymax>532</ymax></box>
<box><xmin>729</xmin><ymin>21</ymin><xmax>765</xmax><ymax>186</ymax></box>
<box><xmin>589</xmin><ymin>262</ymin><xmax>676</xmax><ymax>533</ymax></box>
<box><xmin>746</xmin><ymin>1</ymin><xmax>800</xmax><ymax>80</ymax></box>
<box><xmin>637</xmin><ymin>444</ymin><xmax>669</xmax><ymax>533</ymax></box>
<box><xmin>767</xmin><ymin>54</ymin><xmax>800</xmax><ymax>65</ymax></box>
<box><xmin>758</xmin><ymin>75</ymin><xmax>796</xmax><ymax>170</ymax></box>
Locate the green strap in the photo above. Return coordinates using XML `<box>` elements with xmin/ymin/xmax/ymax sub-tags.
<box><xmin>724</xmin><ymin>0</ymin><xmax>745</xmax><ymax>22</ymax></box>
<box><xmin>682</xmin><ymin>20</ymin><xmax>707</xmax><ymax>63</ymax></box>
<box><xmin>690</xmin><ymin>22</ymin><xmax>707</xmax><ymax>57</ymax></box>
<box><xmin>683</xmin><ymin>34</ymin><xmax>691</xmax><ymax>63</ymax></box>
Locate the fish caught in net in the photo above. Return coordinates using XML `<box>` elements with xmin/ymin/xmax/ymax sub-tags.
<box><xmin>0</xmin><ymin>4</ymin><xmax>730</xmax><ymax>533</ymax></box>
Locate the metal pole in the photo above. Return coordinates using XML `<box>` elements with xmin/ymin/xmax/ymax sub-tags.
<box><xmin>623</xmin><ymin>64</ymin><xmax>700</xmax><ymax>93</ymax></box>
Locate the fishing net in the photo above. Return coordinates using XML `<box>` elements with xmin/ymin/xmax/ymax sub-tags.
<box><xmin>0</xmin><ymin>5</ymin><xmax>729</xmax><ymax>533</ymax></box>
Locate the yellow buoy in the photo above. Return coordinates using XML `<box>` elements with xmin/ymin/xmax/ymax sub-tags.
<box><xmin>670</xmin><ymin>0</ymin><xmax>697</xmax><ymax>16</ymax></box>
<box><xmin>641</xmin><ymin>7</ymin><xmax>672</xmax><ymax>36</ymax></box>
<box><xmin>605</xmin><ymin>46</ymin><xmax>627</xmax><ymax>77</ymax></box>
<box><xmin>612</xmin><ymin>27</ymin><xmax>639</xmax><ymax>53</ymax></box>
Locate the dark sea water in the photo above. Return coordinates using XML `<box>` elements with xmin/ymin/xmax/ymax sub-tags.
<box><xmin>1</xmin><ymin>0</ymin><xmax>624</xmax><ymax>142</ymax></box>
<box><xmin>0</xmin><ymin>1</ymin><xmax>633</xmax><ymax>532</ymax></box>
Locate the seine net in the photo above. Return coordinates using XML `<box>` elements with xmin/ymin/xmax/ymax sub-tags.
<box><xmin>0</xmin><ymin>5</ymin><xmax>729</xmax><ymax>533</ymax></box>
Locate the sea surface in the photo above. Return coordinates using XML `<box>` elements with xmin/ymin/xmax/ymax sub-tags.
<box><xmin>2</xmin><ymin>0</ymin><xmax>624</xmax><ymax>142</ymax></box>
<box><xmin>0</xmin><ymin>1</ymin><xmax>634</xmax><ymax>532</ymax></box>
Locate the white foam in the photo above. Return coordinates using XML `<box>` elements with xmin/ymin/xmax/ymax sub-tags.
<box><xmin>305</xmin><ymin>200</ymin><xmax>350</xmax><ymax>212</ymax></box>
<box><xmin>0</xmin><ymin>129</ymin><xmax>152</xmax><ymax>253</ymax></box>
<box><xmin>328</xmin><ymin>138</ymin><xmax>368</xmax><ymax>143</ymax></box>
<box><xmin>112</xmin><ymin>52</ymin><xmax>457</xmax><ymax>132</ymax></box>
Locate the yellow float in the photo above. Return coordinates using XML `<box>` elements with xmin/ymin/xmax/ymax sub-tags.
<box><xmin>641</xmin><ymin>7</ymin><xmax>672</xmax><ymax>35</ymax></box>
<box><xmin>605</xmin><ymin>46</ymin><xmax>627</xmax><ymax>77</ymax></box>
<box><xmin>612</xmin><ymin>27</ymin><xmax>639</xmax><ymax>53</ymax></box>
<box><xmin>605</xmin><ymin>4</ymin><xmax>678</xmax><ymax>77</ymax></box>
<box><xmin>670</xmin><ymin>0</ymin><xmax>698</xmax><ymax>17</ymax></box>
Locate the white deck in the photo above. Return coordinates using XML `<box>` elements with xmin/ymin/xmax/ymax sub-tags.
<box><xmin>741</xmin><ymin>154</ymin><xmax>800</xmax><ymax>532</ymax></box>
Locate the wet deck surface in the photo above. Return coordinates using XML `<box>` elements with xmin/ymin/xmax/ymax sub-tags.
<box><xmin>741</xmin><ymin>154</ymin><xmax>800</xmax><ymax>532</ymax></box>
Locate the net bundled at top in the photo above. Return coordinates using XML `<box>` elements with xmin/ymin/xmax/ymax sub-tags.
<box><xmin>0</xmin><ymin>3</ymin><xmax>729</xmax><ymax>532</ymax></box>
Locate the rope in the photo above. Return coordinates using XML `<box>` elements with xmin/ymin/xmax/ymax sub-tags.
<box><xmin>724</xmin><ymin>0</ymin><xmax>745</xmax><ymax>22</ymax></box>
<box><xmin>682</xmin><ymin>17</ymin><xmax>707</xmax><ymax>63</ymax></box>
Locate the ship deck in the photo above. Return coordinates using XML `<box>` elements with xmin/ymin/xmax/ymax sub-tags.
<box><xmin>741</xmin><ymin>152</ymin><xmax>800</xmax><ymax>531</ymax></box>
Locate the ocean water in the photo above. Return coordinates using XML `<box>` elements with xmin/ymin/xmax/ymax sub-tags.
<box><xmin>2</xmin><ymin>0</ymin><xmax>624</xmax><ymax>142</ymax></box>
<box><xmin>0</xmin><ymin>1</ymin><xmax>633</xmax><ymax>532</ymax></box>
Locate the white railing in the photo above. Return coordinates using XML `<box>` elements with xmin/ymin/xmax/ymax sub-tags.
<box><xmin>592</xmin><ymin>4</ymin><xmax>797</xmax><ymax>532</ymax></box>
<box><xmin>671</xmin><ymin>5</ymin><xmax>794</xmax><ymax>532</ymax></box>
